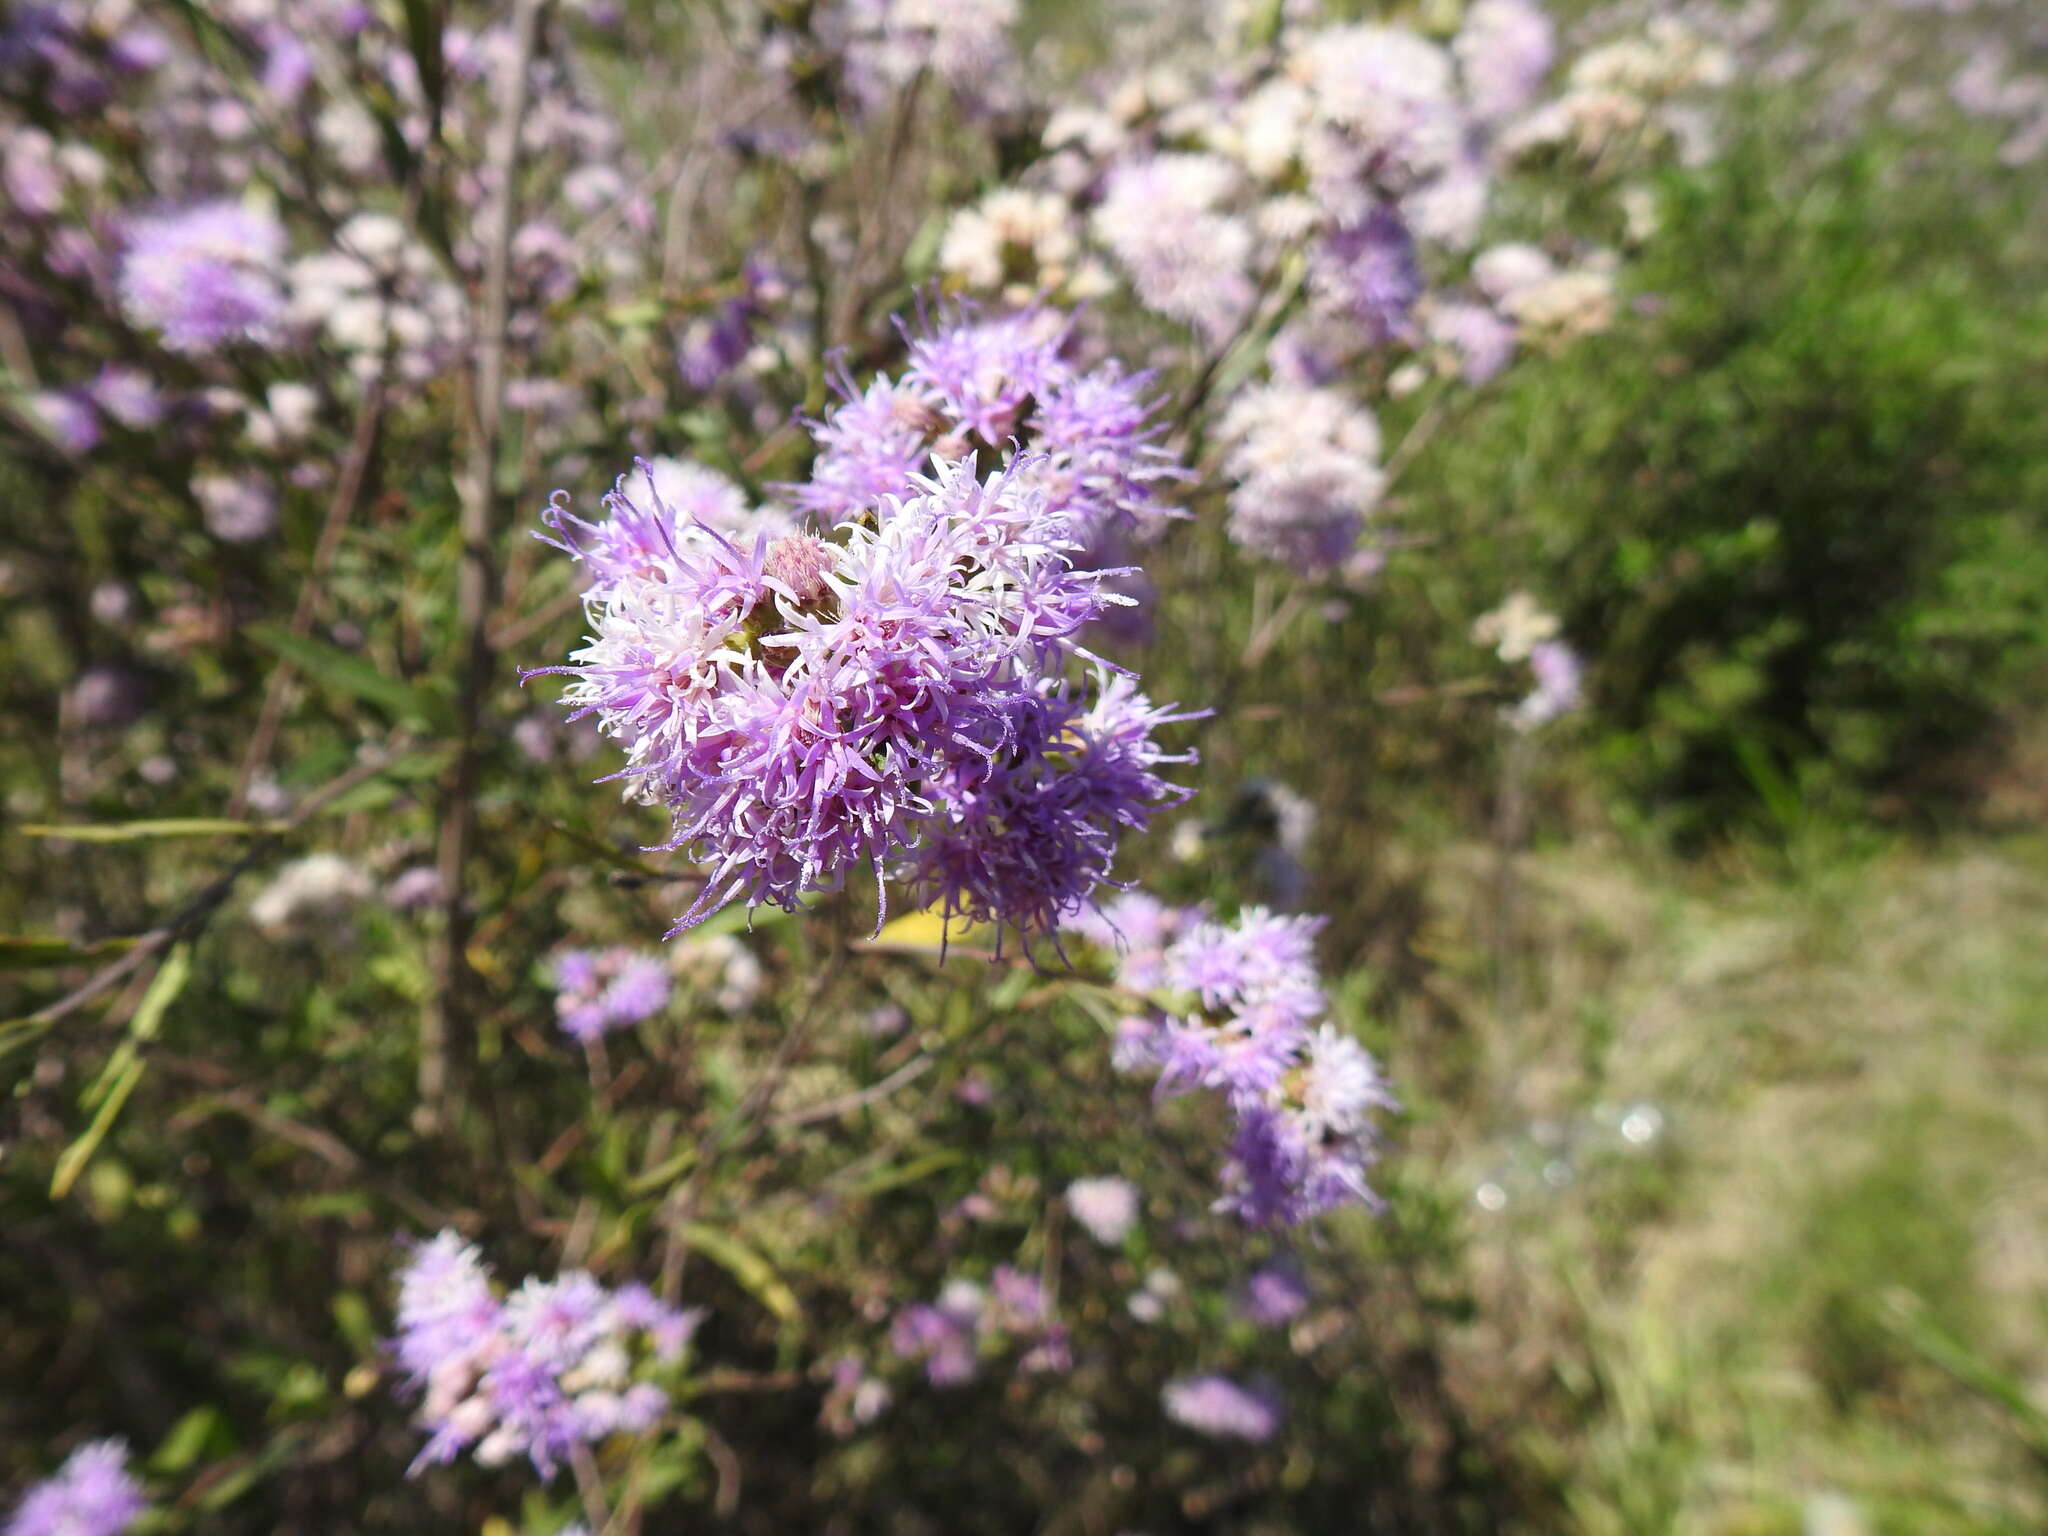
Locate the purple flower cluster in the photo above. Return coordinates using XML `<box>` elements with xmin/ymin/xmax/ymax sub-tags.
<box><xmin>550</xmin><ymin>947</ymin><xmax>673</xmax><ymax>1041</ymax></box>
<box><xmin>1513</xmin><ymin>638</ymin><xmax>1584</xmax><ymax>731</ymax></box>
<box><xmin>1161</xmin><ymin>1373</ymin><xmax>1284</xmax><ymax>1443</ymax></box>
<box><xmin>1068</xmin><ymin>895</ymin><xmax>1397</xmax><ymax>1227</ymax></box>
<box><xmin>889</xmin><ymin>1265</ymin><xmax>1070</xmax><ymax>1387</ymax></box>
<box><xmin>392</xmin><ymin>1231</ymin><xmax>700</xmax><ymax>1480</ymax></box>
<box><xmin>117</xmin><ymin>200</ymin><xmax>287</xmax><ymax>355</ymax></box>
<box><xmin>798</xmin><ymin>306</ymin><xmax>1184</xmax><ymax>557</ymax></box>
<box><xmin>3</xmin><ymin>1441</ymin><xmax>144</xmax><ymax>1536</ymax></box>
<box><xmin>536</xmin><ymin>306</ymin><xmax>1194</xmax><ymax>942</ymax></box>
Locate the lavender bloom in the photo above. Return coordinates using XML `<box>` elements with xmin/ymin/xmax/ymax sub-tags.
<box><xmin>550</xmin><ymin>947</ymin><xmax>671</xmax><ymax>1041</ymax></box>
<box><xmin>1426</xmin><ymin>299</ymin><xmax>1518</xmax><ymax>384</ymax></box>
<box><xmin>1512</xmin><ymin>638</ymin><xmax>1584</xmax><ymax>730</ymax></box>
<box><xmin>891</xmin><ymin>1265</ymin><xmax>1069</xmax><ymax>1387</ymax></box>
<box><xmin>905</xmin><ymin>674</ymin><xmax>1196</xmax><ymax>942</ymax></box>
<box><xmin>889</xmin><ymin>1280</ymin><xmax>984</xmax><ymax>1386</ymax></box>
<box><xmin>192</xmin><ymin>472</ymin><xmax>278</xmax><ymax>543</ymax></box>
<box><xmin>1091</xmin><ymin>155</ymin><xmax>1254</xmax><ymax>343</ymax></box>
<box><xmin>65</xmin><ymin>664</ymin><xmax>150</xmax><ymax>729</ymax></box>
<box><xmin>537</xmin><ymin>336</ymin><xmax>1191</xmax><ymax>942</ymax></box>
<box><xmin>89</xmin><ymin>367</ymin><xmax>165</xmax><ymax>430</ymax></box>
<box><xmin>1161</xmin><ymin>1374</ymin><xmax>1284</xmax><ymax>1442</ymax></box>
<box><xmin>118</xmin><ymin>201</ymin><xmax>287</xmax><ymax>354</ymax></box>
<box><xmin>392</xmin><ymin>1231</ymin><xmax>699</xmax><ymax>1480</ymax></box>
<box><xmin>1066</xmin><ymin>1175</ymin><xmax>1141</xmax><ymax>1245</ymax></box>
<box><xmin>1218</xmin><ymin>386</ymin><xmax>1386</xmax><ymax>578</ymax></box>
<box><xmin>23</xmin><ymin>389</ymin><xmax>99</xmax><ymax>454</ymax></box>
<box><xmin>1235</xmin><ymin>1260</ymin><xmax>1310</xmax><ymax>1328</ymax></box>
<box><xmin>1072</xmin><ymin>899</ymin><xmax>1395</xmax><ymax>1227</ymax></box>
<box><xmin>1455</xmin><ymin>0</ymin><xmax>1557</xmax><ymax>126</ymax></box>
<box><xmin>4</xmin><ymin>1440</ymin><xmax>145</xmax><ymax>1536</ymax></box>
<box><xmin>385</xmin><ymin>865</ymin><xmax>445</xmax><ymax>912</ymax></box>
<box><xmin>1062</xmin><ymin>889</ymin><xmax>1202</xmax><ymax>992</ymax></box>
<box><xmin>1311</xmin><ymin>205</ymin><xmax>1423</xmax><ymax>346</ymax></box>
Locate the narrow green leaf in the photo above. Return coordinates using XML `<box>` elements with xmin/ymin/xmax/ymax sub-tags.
<box><xmin>0</xmin><ymin>934</ymin><xmax>142</xmax><ymax>970</ymax></box>
<box><xmin>150</xmin><ymin>1406</ymin><xmax>227</xmax><ymax>1476</ymax></box>
<box><xmin>674</xmin><ymin>1222</ymin><xmax>800</xmax><ymax>1325</ymax></box>
<box><xmin>52</xmin><ymin>942</ymin><xmax>193</xmax><ymax>1199</ymax></box>
<box><xmin>18</xmin><ymin>820</ymin><xmax>277</xmax><ymax>843</ymax></box>
<box><xmin>247</xmin><ymin>623</ymin><xmax>436</xmax><ymax>725</ymax></box>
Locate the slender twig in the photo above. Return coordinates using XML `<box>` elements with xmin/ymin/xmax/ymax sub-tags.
<box><xmin>771</xmin><ymin>1053</ymin><xmax>932</xmax><ymax>1128</ymax></box>
<box><xmin>230</xmin><ymin>370</ymin><xmax>389</xmax><ymax>815</ymax></box>
<box><xmin>569</xmin><ymin>1441</ymin><xmax>613</xmax><ymax>1534</ymax></box>
<box><xmin>657</xmin><ymin>935</ymin><xmax>851</xmax><ymax>1302</ymax></box>
<box><xmin>26</xmin><ymin>740</ymin><xmax>414</xmax><ymax>1030</ymax></box>
<box><xmin>421</xmin><ymin>0</ymin><xmax>547</xmax><ymax>1133</ymax></box>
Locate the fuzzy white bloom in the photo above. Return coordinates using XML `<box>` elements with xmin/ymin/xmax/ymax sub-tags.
<box><xmin>1297</xmin><ymin>1026</ymin><xmax>1393</xmax><ymax>1142</ymax></box>
<box><xmin>1498</xmin><ymin>267</ymin><xmax>1616</xmax><ymax>341</ymax></box>
<box><xmin>938</xmin><ymin>188</ymin><xmax>1078</xmax><ymax>299</ymax></box>
<box><xmin>1092</xmin><ymin>153</ymin><xmax>1253</xmax><ymax>341</ymax></box>
<box><xmin>193</xmin><ymin>471</ymin><xmax>278</xmax><ymax>542</ymax></box>
<box><xmin>642</xmin><ymin>456</ymin><xmax>755</xmax><ymax>534</ymax></box>
<box><xmin>1500</xmin><ymin>88</ymin><xmax>1652</xmax><ymax>162</ymax></box>
<box><xmin>1472</xmin><ymin>591</ymin><xmax>1559</xmax><ymax>662</ymax></box>
<box><xmin>1292</xmin><ymin>24</ymin><xmax>1462</xmax><ymax>183</ymax></box>
<box><xmin>1223</xmin><ymin>78</ymin><xmax>1315</xmax><ymax>182</ymax></box>
<box><xmin>1066</xmin><ymin>1176</ymin><xmax>1141</xmax><ymax>1245</ymax></box>
<box><xmin>250</xmin><ymin>853</ymin><xmax>373</xmax><ymax>935</ymax></box>
<box><xmin>1455</xmin><ymin>0</ymin><xmax>1556</xmax><ymax>125</ymax></box>
<box><xmin>1218</xmin><ymin>385</ymin><xmax>1385</xmax><ymax>576</ymax></box>
<box><xmin>1472</xmin><ymin>242</ymin><xmax>1557</xmax><ymax>305</ymax></box>
<box><xmin>316</xmin><ymin>99</ymin><xmax>382</xmax><ymax>175</ymax></box>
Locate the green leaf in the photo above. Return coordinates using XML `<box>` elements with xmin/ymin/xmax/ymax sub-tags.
<box><xmin>674</xmin><ymin>1222</ymin><xmax>800</xmax><ymax>1326</ymax></box>
<box><xmin>150</xmin><ymin>1406</ymin><xmax>228</xmax><ymax>1476</ymax></box>
<box><xmin>247</xmin><ymin>623</ymin><xmax>439</xmax><ymax>725</ymax></box>
<box><xmin>52</xmin><ymin>942</ymin><xmax>193</xmax><ymax>1199</ymax></box>
<box><xmin>18</xmin><ymin>820</ymin><xmax>279</xmax><ymax>843</ymax></box>
<box><xmin>843</xmin><ymin>1150</ymin><xmax>964</xmax><ymax>1198</ymax></box>
<box><xmin>399</xmin><ymin>0</ymin><xmax>445</xmax><ymax>130</ymax></box>
<box><xmin>0</xmin><ymin>934</ymin><xmax>142</xmax><ymax>970</ymax></box>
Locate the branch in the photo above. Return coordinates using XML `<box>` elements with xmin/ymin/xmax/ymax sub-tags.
<box><xmin>421</xmin><ymin>0</ymin><xmax>548</xmax><ymax>1133</ymax></box>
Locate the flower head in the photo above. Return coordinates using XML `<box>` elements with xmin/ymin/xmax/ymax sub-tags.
<box><xmin>4</xmin><ymin>1441</ymin><xmax>145</xmax><ymax>1536</ymax></box>
<box><xmin>119</xmin><ymin>200</ymin><xmax>287</xmax><ymax>354</ymax></box>
<box><xmin>391</xmin><ymin>1231</ymin><xmax>698</xmax><ymax>1480</ymax></box>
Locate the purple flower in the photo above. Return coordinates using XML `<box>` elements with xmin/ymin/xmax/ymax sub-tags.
<box><xmin>192</xmin><ymin>472</ymin><xmax>278</xmax><ymax>543</ymax></box>
<box><xmin>89</xmin><ymin>367</ymin><xmax>165</xmax><ymax>430</ymax></box>
<box><xmin>889</xmin><ymin>1280</ymin><xmax>984</xmax><ymax>1387</ymax></box>
<box><xmin>1455</xmin><ymin>0</ymin><xmax>1555</xmax><ymax>126</ymax></box>
<box><xmin>1090</xmin><ymin>900</ymin><xmax>1395</xmax><ymax>1227</ymax></box>
<box><xmin>65</xmin><ymin>664</ymin><xmax>150</xmax><ymax>729</ymax></box>
<box><xmin>24</xmin><ymin>389</ymin><xmax>99</xmax><ymax>455</ymax></box>
<box><xmin>538</xmin><ymin>427</ymin><xmax>1187</xmax><ymax>940</ymax></box>
<box><xmin>1062</xmin><ymin>890</ymin><xmax>1201</xmax><ymax>993</ymax></box>
<box><xmin>1161</xmin><ymin>1374</ymin><xmax>1283</xmax><ymax>1442</ymax></box>
<box><xmin>905</xmin><ymin>674</ymin><xmax>1197</xmax><ymax>944</ymax></box>
<box><xmin>1235</xmin><ymin>1260</ymin><xmax>1310</xmax><ymax>1328</ymax></box>
<box><xmin>1312</xmin><ymin>206</ymin><xmax>1423</xmax><ymax>346</ymax></box>
<box><xmin>4</xmin><ymin>1440</ymin><xmax>144</xmax><ymax>1536</ymax></box>
<box><xmin>392</xmin><ymin>1231</ymin><xmax>697</xmax><ymax>1480</ymax></box>
<box><xmin>385</xmin><ymin>866</ymin><xmax>445</xmax><ymax>912</ymax></box>
<box><xmin>550</xmin><ymin>947</ymin><xmax>671</xmax><ymax>1041</ymax></box>
<box><xmin>1512</xmin><ymin>638</ymin><xmax>1583</xmax><ymax>730</ymax></box>
<box><xmin>1427</xmin><ymin>299</ymin><xmax>1518</xmax><ymax>384</ymax></box>
<box><xmin>118</xmin><ymin>201</ymin><xmax>287</xmax><ymax>354</ymax></box>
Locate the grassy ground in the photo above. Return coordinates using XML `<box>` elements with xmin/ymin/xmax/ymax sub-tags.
<box><xmin>1406</xmin><ymin>814</ymin><xmax>2048</xmax><ymax>1534</ymax></box>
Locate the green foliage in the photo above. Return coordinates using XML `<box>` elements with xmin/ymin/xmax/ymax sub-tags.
<box><xmin>1418</xmin><ymin>116</ymin><xmax>2048</xmax><ymax>837</ymax></box>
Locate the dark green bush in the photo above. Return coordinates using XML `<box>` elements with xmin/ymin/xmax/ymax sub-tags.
<box><xmin>1417</xmin><ymin>120</ymin><xmax>2048</xmax><ymax>839</ymax></box>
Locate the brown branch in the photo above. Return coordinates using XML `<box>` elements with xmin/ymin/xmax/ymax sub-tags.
<box><xmin>420</xmin><ymin>0</ymin><xmax>547</xmax><ymax>1134</ymax></box>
